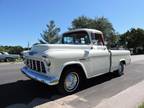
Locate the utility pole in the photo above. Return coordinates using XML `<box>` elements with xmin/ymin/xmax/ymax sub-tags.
<box><xmin>28</xmin><ymin>42</ymin><xmax>30</xmax><ymax>50</ymax></box>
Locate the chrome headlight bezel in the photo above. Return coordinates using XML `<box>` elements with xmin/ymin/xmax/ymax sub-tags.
<box><xmin>42</xmin><ymin>55</ymin><xmax>51</xmax><ymax>67</ymax></box>
<box><xmin>45</xmin><ymin>58</ymin><xmax>51</xmax><ymax>67</ymax></box>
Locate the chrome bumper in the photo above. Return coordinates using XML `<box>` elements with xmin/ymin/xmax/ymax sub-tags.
<box><xmin>21</xmin><ymin>67</ymin><xmax>59</xmax><ymax>85</ymax></box>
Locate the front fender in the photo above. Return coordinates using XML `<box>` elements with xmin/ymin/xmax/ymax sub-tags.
<box><xmin>61</xmin><ymin>61</ymin><xmax>89</xmax><ymax>78</ymax></box>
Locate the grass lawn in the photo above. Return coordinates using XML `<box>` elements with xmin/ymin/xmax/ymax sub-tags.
<box><xmin>139</xmin><ymin>103</ymin><xmax>144</xmax><ymax>108</ymax></box>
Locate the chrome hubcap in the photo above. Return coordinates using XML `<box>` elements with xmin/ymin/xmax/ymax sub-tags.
<box><xmin>64</xmin><ymin>72</ymin><xmax>79</xmax><ymax>92</ymax></box>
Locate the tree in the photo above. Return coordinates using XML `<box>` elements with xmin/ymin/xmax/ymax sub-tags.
<box><xmin>70</xmin><ymin>16</ymin><xmax>93</xmax><ymax>29</ymax></box>
<box><xmin>39</xmin><ymin>20</ymin><xmax>60</xmax><ymax>44</ymax></box>
<box><xmin>70</xmin><ymin>16</ymin><xmax>116</xmax><ymax>47</ymax></box>
<box><xmin>109</xmin><ymin>33</ymin><xmax>120</xmax><ymax>48</ymax></box>
<box><xmin>70</xmin><ymin>16</ymin><xmax>115</xmax><ymax>37</ymax></box>
<box><xmin>8</xmin><ymin>46</ymin><xmax>23</xmax><ymax>54</ymax></box>
<box><xmin>119</xmin><ymin>28</ymin><xmax>144</xmax><ymax>53</ymax></box>
<box><xmin>0</xmin><ymin>46</ymin><xmax>24</xmax><ymax>54</ymax></box>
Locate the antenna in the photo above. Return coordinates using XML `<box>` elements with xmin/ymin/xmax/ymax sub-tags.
<box><xmin>28</xmin><ymin>42</ymin><xmax>30</xmax><ymax>50</ymax></box>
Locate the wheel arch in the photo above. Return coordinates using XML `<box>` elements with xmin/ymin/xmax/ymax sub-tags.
<box><xmin>60</xmin><ymin>61</ymin><xmax>88</xmax><ymax>79</ymax></box>
<box><xmin>120</xmin><ymin>59</ymin><xmax>126</xmax><ymax>65</ymax></box>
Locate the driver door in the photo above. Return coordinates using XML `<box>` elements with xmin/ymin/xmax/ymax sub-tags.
<box><xmin>90</xmin><ymin>33</ymin><xmax>110</xmax><ymax>77</ymax></box>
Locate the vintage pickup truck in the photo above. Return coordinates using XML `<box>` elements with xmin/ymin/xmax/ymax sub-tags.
<box><xmin>21</xmin><ymin>29</ymin><xmax>131</xmax><ymax>94</ymax></box>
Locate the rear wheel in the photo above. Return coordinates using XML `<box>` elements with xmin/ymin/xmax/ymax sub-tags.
<box><xmin>58</xmin><ymin>68</ymin><xmax>83</xmax><ymax>95</ymax></box>
<box><xmin>115</xmin><ymin>62</ymin><xmax>125</xmax><ymax>76</ymax></box>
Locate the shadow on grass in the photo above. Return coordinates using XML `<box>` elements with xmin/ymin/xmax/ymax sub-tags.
<box><xmin>0</xmin><ymin>72</ymin><xmax>117</xmax><ymax>108</ymax></box>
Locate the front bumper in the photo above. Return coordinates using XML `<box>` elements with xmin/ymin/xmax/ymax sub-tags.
<box><xmin>21</xmin><ymin>67</ymin><xmax>59</xmax><ymax>85</ymax></box>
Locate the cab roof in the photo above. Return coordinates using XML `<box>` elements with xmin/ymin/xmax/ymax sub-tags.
<box><xmin>64</xmin><ymin>28</ymin><xmax>103</xmax><ymax>34</ymax></box>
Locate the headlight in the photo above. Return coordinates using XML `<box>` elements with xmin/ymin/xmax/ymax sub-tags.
<box><xmin>45</xmin><ymin>58</ymin><xmax>51</xmax><ymax>67</ymax></box>
<box><xmin>42</xmin><ymin>55</ymin><xmax>51</xmax><ymax>67</ymax></box>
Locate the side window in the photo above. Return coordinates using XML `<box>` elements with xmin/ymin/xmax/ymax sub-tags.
<box><xmin>91</xmin><ymin>33</ymin><xmax>104</xmax><ymax>45</ymax></box>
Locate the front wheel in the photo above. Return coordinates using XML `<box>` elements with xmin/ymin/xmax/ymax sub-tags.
<box><xmin>58</xmin><ymin>68</ymin><xmax>82</xmax><ymax>95</ymax></box>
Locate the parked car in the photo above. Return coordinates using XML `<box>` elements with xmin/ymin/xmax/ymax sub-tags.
<box><xmin>0</xmin><ymin>52</ymin><xmax>20</xmax><ymax>62</ymax></box>
<box><xmin>21</xmin><ymin>29</ymin><xmax>131</xmax><ymax>94</ymax></box>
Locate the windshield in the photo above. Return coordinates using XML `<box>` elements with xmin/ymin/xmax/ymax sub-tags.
<box><xmin>62</xmin><ymin>31</ymin><xmax>90</xmax><ymax>45</ymax></box>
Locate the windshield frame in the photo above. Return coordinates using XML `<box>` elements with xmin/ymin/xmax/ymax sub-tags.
<box><xmin>62</xmin><ymin>31</ymin><xmax>91</xmax><ymax>45</ymax></box>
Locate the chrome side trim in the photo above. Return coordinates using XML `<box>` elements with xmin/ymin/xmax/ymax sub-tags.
<box><xmin>21</xmin><ymin>67</ymin><xmax>59</xmax><ymax>85</ymax></box>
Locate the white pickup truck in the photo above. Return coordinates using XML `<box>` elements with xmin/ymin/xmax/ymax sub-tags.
<box><xmin>21</xmin><ymin>29</ymin><xmax>131</xmax><ymax>94</ymax></box>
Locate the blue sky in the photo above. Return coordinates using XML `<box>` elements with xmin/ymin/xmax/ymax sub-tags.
<box><xmin>0</xmin><ymin>0</ymin><xmax>144</xmax><ymax>47</ymax></box>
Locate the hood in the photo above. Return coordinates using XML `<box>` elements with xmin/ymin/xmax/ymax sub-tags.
<box><xmin>31</xmin><ymin>44</ymin><xmax>91</xmax><ymax>53</ymax></box>
<box><xmin>27</xmin><ymin>44</ymin><xmax>92</xmax><ymax>59</ymax></box>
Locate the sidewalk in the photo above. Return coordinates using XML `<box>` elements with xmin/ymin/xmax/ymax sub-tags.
<box><xmin>95</xmin><ymin>80</ymin><xmax>144</xmax><ymax>108</ymax></box>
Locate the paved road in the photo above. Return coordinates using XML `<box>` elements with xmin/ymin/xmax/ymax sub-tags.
<box><xmin>0</xmin><ymin>55</ymin><xmax>144</xmax><ymax>108</ymax></box>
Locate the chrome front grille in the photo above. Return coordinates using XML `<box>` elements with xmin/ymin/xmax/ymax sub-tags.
<box><xmin>25</xmin><ymin>59</ymin><xmax>46</xmax><ymax>73</ymax></box>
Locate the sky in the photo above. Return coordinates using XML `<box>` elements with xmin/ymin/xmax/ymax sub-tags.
<box><xmin>0</xmin><ymin>0</ymin><xmax>144</xmax><ymax>47</ymax></box>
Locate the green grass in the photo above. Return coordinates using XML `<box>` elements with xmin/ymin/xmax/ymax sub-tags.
<box><xmin>139</xmin><ymin>103</ymin><xmax>144</xmax><ymax>108</ymax></box>
<box><xmin>15</xmin><ymin>58</ymin><xmax>23</xmax><ymax>62</ymax></box>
